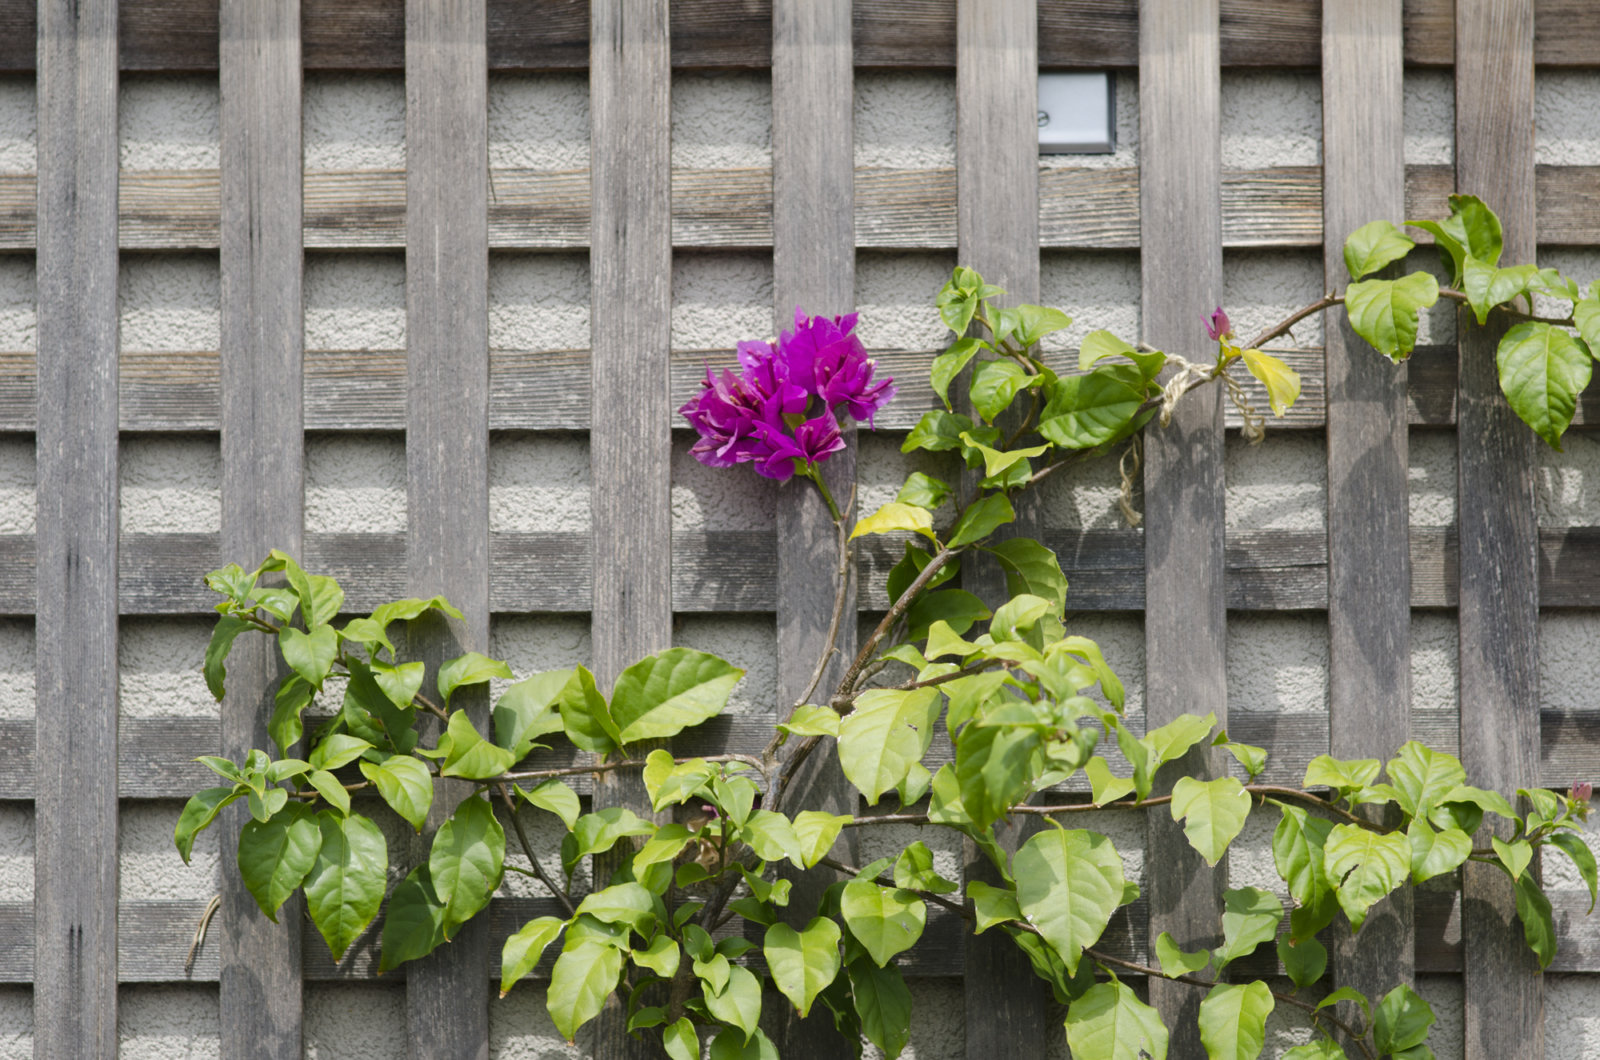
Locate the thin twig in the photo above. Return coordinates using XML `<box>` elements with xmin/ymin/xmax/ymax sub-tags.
<box><xmin>184</xmin><ymin>893</ymin><xmax>222</xmax><ymax>976</ymax></box>
<box><xmin>497</xmin><ymin>782</ymin><xmax>575</xmax><ymax>917</ymax></box>
<box><xmin>494</xmin><ymin>753</ymin><xmax>763</xmax><ymax>787</ymax></box>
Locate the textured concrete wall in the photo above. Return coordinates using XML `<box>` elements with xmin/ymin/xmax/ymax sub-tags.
<box><xmin>2</xmin><ymin>62</ymin><xmax>1599</xmax><ymax>1059</ymax></box>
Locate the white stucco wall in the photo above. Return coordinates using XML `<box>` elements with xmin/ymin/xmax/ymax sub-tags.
<box><xmin>2</xmin><ymin>56</ymin><xmax>1599</xmax><ymax>1060</ymax></box>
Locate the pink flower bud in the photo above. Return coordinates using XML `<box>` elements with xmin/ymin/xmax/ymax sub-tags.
<box><xmin>1204</xmin><ymin>306</ymin><xmax>1232</xmax><ymax>342</ymax></box>
<box><xmin>1572</xmin><ymin>781</ymin><xmax>1592</xmax><ymax>803</ymax></box>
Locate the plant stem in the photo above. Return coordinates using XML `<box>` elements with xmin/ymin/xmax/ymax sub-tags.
<box><xmin>496</xmin><ymin>782</ymin><xmax>575</xmax><ymax>917</ymax></box>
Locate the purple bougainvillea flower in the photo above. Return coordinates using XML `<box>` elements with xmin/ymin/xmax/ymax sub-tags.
<box><xmin>680</xmin><ymin>307</ymin><xmax>894</xmax><ymax>479</ymax></box>
<box><xmin>1204</xmin><ymin>306</ymin><xmax>1232</xmax><ymax>342</ymax></box>
<box><xmin>1573</xmin><ymin>780</ymin><xmax>1593</xmax><ymax>803</ymax></box>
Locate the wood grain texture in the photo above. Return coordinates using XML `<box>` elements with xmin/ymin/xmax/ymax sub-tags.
<box><xmin>12</xmin><ymin>163</ymin><xmax>1600</xmax><ymax>252</ymax></box>
<box><xmin>1455</xmin><ymin>3</ymin><xmax>1544</xmax><ymax>1057</ymax></box>
<box><xmin>770</xmin><ymin>0</ymin><xmax>859</xmax><ymax>1051</ymax></box>
<box><xmin>1138</xmin><ymin>1</ymin><xmax>1227</xmax><ymax>1051</ymax></box>
<box><xmin>6</xmin><ymin>0</ymin><xmax>1600</xmax><ymax>71</ymax></box>
<box><xmin>33</xmin><ymin>0</ymin><xmax>120</xmax><ymax>1056</ymax></box>
<box><xmin>218</xmin><ymin>2</ymin><xmax>305</xmax><ymax>1055</ymax></box>
<box><xmin>952</xmin><ymin>2</ymin><xmax>1054</xmax><ymax>1054</ymax></box>
<box><xmin>404</xmin><ymin>0</ymin><xmax>492</xmax><ymax>1055</ymax></box>
<box><xmin>1322</xmin><ymin>0</ymin><xmax>1413</xmax><ymax>1013</ymax></box>
<box><xmin>589</xmin><ymin>3</ymin><xmax>672</xmax><ymax>1056</ymax></box>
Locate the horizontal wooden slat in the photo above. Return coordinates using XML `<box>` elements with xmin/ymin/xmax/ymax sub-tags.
<box><xmin>3</xmin><ymin>883</ymin><xmax>1598</xmax><ymax>983</ymax></box>
<box><xmin>4</xmin><ymin>0</ymin><xmax>1600</xmax><ymax>72</ymax></box>
<box><xmin>2</xmin><ymin>342</ymin><xmax>1591</xmax><ymax>436</ymax></box>
<box><xmin>0</xmin><ymin>526</ymin><xmax>1597</xmax><ymax>619</ymax></box>
<box><xmin>3</xmin><ymin>165</ymin><xmax>1599</xmax><ymax>254</ymax></box>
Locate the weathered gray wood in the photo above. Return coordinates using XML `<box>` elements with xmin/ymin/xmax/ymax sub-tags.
<box><xmin>404</xmin><ymin>0</ymin><xmax>492</xmax><ymax>1056</ymax></box>
<box><xmin>218</xmin><ymin>1</ymin><xmax>305</xmax><ymax>1055</ymax></box>
<box><xmin>769</xmin><ymin>0</ymin><xmax>859</xmax><ymax>1052</ymax></box>
<box><xmin>1322</xmin><ymin>0</ymin><xmax>1413</xmax><ymax>1013</ymax></box>
<box><xmin>1455</xmin><ymin>3</ymin><xmax>1544</xmax><ymax>1056</ymax></box>
<box><xmin>590</xmin><ymin>2</ymin><xmax>673</xmax><ymax>1055</ymax></box>
<box><xmin>33</xmin><ymin>0</ymin><xmax>120</xmax><ymax>1055</ymax></box>
<box><xmin>952</xmin><ymin>2</ymin><xmax>1053</xmax><ymax>1054</ymax></box>
<box><xmin>1139</xmin><ymin>1</ymin><xmax>1227</xmax><ymax>1050</ymax></box>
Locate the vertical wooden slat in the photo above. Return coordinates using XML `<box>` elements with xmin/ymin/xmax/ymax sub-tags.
<box><xmin>770</xmin><ymin>0</ymin><xmax>857</xmax><ymax>1052</ymax></box>
<box><xmin>954</xmin><ymin>2</ymin><xmax>1050</xmax><ymax>1054</ymax></box>
<box><xmin>1139</xmin><ymin>1</ymin><xmax>1225</xmax><ymax>1052</ymax></box>
<box><xmin>590</xmin><ymin>1</ymin><xmax>671</xmax><ymax>1055</ymax></box>
<box><xmin>1323</xmin><ymin>0</ymin><xmax>1413</xmax><ymax>1008</ymax></box>
<box><xmin>33</xmin><ymin>0</ymin><xmax>119</xmax><ymax>1056</ymax></box>
<box><xmin>1455</xmin><ymin>2</ymin><xmax>1543</xmax><ymax>1056</ymax></box>
<box><xmin>219</xmin><ymin>1</ymin><xmax>304</xmax><ymax>1055</ymax></box>
<box><xmin>405</xmin><ymin>1</ymin><xmax>490</xmax><ymax>1056</ymax></box>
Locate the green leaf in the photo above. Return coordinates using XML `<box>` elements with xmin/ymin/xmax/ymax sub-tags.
<box><xmin>1211</xmin><ymin>887</ymin><xmax>1283</xmax><ymax>971</ymax></box>
<box><xmin>342</xmin><ymin>657</ymin><xmax>418</xmax><ymax>754</ymax></box>
<box><xmin>558</xmin><ymin>665</ymin><xmax>618</xmax><ymax>754</ymax></box>
<box><xmin>764</xmin><ymin>918</ymin><xmax>842</xmax><ymax>1018</ymax></box>
<box><xmin>575</xmin><ymin>881</ymin><xmax>656</xmax><ymax>934</ymax></box>
<box><xmin>1086</xmin><ymin>756</ymin><xmax>1136</xmax><ymax>806</ymax></box>
<box><xmin>1410</xmin><ymin>194</ymin><xmax>1502</xmax><ymax>283</ymax></box>
<box><xmin>1343</xmin><ymin>272</ymin><xmax>1439</xmax><ymax>361</ymax></box>
<box><xmin>338</xmin><ymin>616</ymin><xmax>393</xmax><ymax>659</ymax></box>
<box><xmin>1323</xmin><ymin>824</ymin><xmax>1410</xmax><ymax>931</ymax></box>
<box><xmin>368</xmin><ymin>594</ymin><xmax>463</xmax><ymax>630</ymax></box>
<box><xmin>1277</xmin><ymin>934</ymin><xmax>1327</xmax><ymax>990</ymax></box>
<box><xmin>1014</xmin><ymin>303</ymin><xmax>1073</xmax><ymax>347</ymax></box>
<box><xmin>947</xmin><ymin>493</ymin><xmax>1015</xmax><ymax>547</ymax></box>
<box><xmin>895</xmin><ymin>471</ymin><xmax>953</xmax><ymax>511</ymax></box>
<box><xmin>303</xmin><ymin>811</ymin><xmax>387</xmax><ymax>961</ymax></box>
<box><xmin>1065</xmin><ymin>980</ymin><xmax>1169</xmax><ymax>1060</ymax></box>
<box><xmin>1038</xmin><ymin>371</ymin><xmax>1146</xmax><ymax>449</ymax></box>
<box><xmin>663</xmin><ymin>1018</ymin><xmax>699</xmax><ymax>1060</ymax></box>
<box><xmin>378</xmin><ymin>864</ymin><xmax>447</xmax><ymax>973</ymax></box>
<box><xmin>1344</xmin><ymin>219</ymin><xmax>1415</xmax><ymax>280</ymax></box>
<box><xmin>370</xmin><ymin>659</ymin><xmax>424</xmax><ymax>710</ymax></box>
<box><xmin>1406</xmin><ymin>818</ymin><xmax>1472</xmax><ymax>883</ymax></box>
<box><xmin>282</xmin><ymin>560</ymin><xmax>344</xmax><ymax>629</ymax></box>
<box><xmin>500</xmin><ymin>916</ymin><xmax>564</xmax><ymax>996</ymax></box>
<box><xmin>792</xmin><ymin>810</ymin><xmax>852</xmax><ymax>868</ymax></box>
<box><xmin>643</xmin><ymin>752</ymin><xmax>716</xmax><ymax>811</ymax></box>
<box><xmin>778</xmin><ymin>704</ymin><xmax>840</xmax><ymax>738</ymax></box>
<box><xmin>953</xmin><ymin>721</ymin><xmax>1040</xmax><ymax>829</ymax></box>
<box><xmin>174</xmin><ymin>786</ymin><xmax>241</xmax><ymax>863</ymax></box>
<box><xmin>547</xmin><ymin>939</ymin><xmax>625</xmax><ymax>1042</ymax></box>
<box><xmin>1013</xmin><ymin>826</ymin><xmax>1126</xmax><ymax>974</ymax></box>
<box><xmin>1198</xmin><ymin>981</ymin><xmax>1273</xmax><ymax>1060</ymax></box>
<box><xmin>959</xmin><ymin>432</ymin><xmax>1050</xmax><ymax>481</ymax></box>
<box><xmin>429</xmin><ymin>795</ymin><xmax>506</xmax><ymax>936</ymax></box>
<box><xmin>1303</xmin><ymin>755</ymin><xmax>1382</xmax><ymax>798</ymax></box>
<box><xmin>1374</xmin><ymin>983</ymin><xmax>1436</xmax><ymax>1054</ymax></box>
<box><xmin>837</xmin><ymin>687</ymin><xmax>942</xmax><ymax>804</ymax></box>
<box><xmin>738</xmin><ymin>809</ymin><xmax>805</xmax><ymax>867</ymax></box>
<box><xmin>708</xmin><ymin>1027</ymin><xmax>777</xmax><ymax>1060</ymax></box>
<box><xmin>1388</xmin><ymin>746</ymin><xmax>1465</xmax><ymax>819</ymax></box>
<box><xmin>929</xmin><ymin>337</ymin><xmax>986</xmax><ymax>409</ymax></box>
<box><xmin>1143</xmin><ymin>712</ymin><xmax>1217</xmax><ymax>767</ymax></box>
<box><xmin>702</xmin><ymin>964</ymin><xmax>762</xmax><ymax>1043</ymax></box>
<box><xmin>1463</xmin><ymin>257</ymin><xmax>1538</xmax><ymax>325</ymax></box>
<box><xmin>1170</xmin><ymin>776</ymin><xmax>1251</xmax><ymax>866</ymax></box>
<box><xmin>1492</xmin><ymin>836</ymin><xmax>1533</xmax><ymax>881</ymax></box>
<box><xmin>1078</xmin><ymin>329</ymin><xmax>1163</xmax><ymax>379</ymax></box>
<box><xmin>1240</xmin><ymin>349</ymin><xmax>1301</xmax><ymax>417</ymax></box>
<box><xmin>1547</xmin><ymin>831</ymin><xmax>1598</xmax><ymax>913</ymax></box>
<box><xmin>903</xmin><ymin>409</ymin><xmax>976</xmax><ymax>454</ymax></box>
<box><xmin>237</xmin><ymin>803</ymin><xmax>322</xmax><ymax>920</ymax></box>
<box><xmin>893</xmin><ymin>841</ymin><xmax>958</xmax><ymax>893</ymax></box>
<box><xmin>1514</xmin><ymin>870</ymin><xmax>1558</xmax><ymax>968</ymax></box>
<box><xmin>631</xmin><ymin>933</ymin><xmax>680</xmax><ymax>978</ymax></box>
<box><xmin>851</xmin><ymin>501</ymin><xmax>936</xmax><ymax>543</ymax></box>
<box><xmin>1575</xmin><ymin>295</ymin><xmax>1600</xmax><ymax>352</ymax></box>
<box><xmin>984</xmin><ymin>537</ymin><xmax>1070</xmax><ymax>616</ymax></box>
<box><xmin>969</xmin><ymin>358</ymin><xmax>1032</xmax><ymax>423</ymax></box>
<box><xmin>204</xmin><ymin>616</ymin><xmax>253</xmax><ymax>701</ymax></box>
<box><xmin>309</xmin><ymin>734</ymin><xmax>371</xmax><ymax>772</ymax></box>
<box><xmin>305</xmin><ymin>769</ymin><xmax>350</xmax><ymax>815</ymax></box>
<box><xmin>437</xmin><ymin>651</ymin><xmax>514</xmax><ymax>706</ymax></box>
<box><xmin>905</xmin><ymin>588</ymin><xmax>991</xmax><ymax>640</ymax></box>
<box><xmin>517</xmin><ymin>778</ymin><xmax>581</xmax><ymax>830</ymax></box>
<box><xmin>206</xmin><ymin>562</ymin><xmax>257</xmax><ymax>604</ymax></box>
<box><xmin>358</xmin><ymin>755</ymin><xmax>433</xmax><ymax>832</ymax></box>
<box><xmin>839</xmin><ymin>880</ymin><xmax>926</xmax><ymax>967</ymax></box>
<box><xmin>1156</xmin><ymin>931</ymin><xmax>1212</xmax><ymax>978</ymax></box>
<box><xmin>609</xmin><ymin>648</ymin><xmax>743</xmax><ymax>745</ymax></box>
<box><xmin>278</xmin><ymin>625</ymin><xmax>338</xmax><ymax>691</ymax></box>
<box><xmin>564</xmin><ymin>807</ymin><xmax>657</xmax><ymax>876</ymax></box>
<box><xmin>269</xmin><ymin>676</ymin><xmax>315</xmax><ymax>757</ymax></box>
<box><xmin>967</xmin><ymin>880</ymin><xmax>1021</xmax><ymax>933</ymax></box>
<box><xmin>847</xmin><ymin>958</ymin><xmax>912</xmax><ymax>1060</ymax></box>
<box><xmin>439</xmin><ymin>710</ymin><xmax>518</xmax><ymax>780</ymax></box>
<box><xmin>1496</xmin><ymin>321</ymin><xmax>1592</xmax><ymax>449</ymax></box>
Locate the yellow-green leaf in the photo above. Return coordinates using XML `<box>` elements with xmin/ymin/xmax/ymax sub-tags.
<box><xmin>1241</xmin><ymin>349</ymin><xmax>1301</xmax><ymax>417</ymax></box>
<box><xmin>850</xmin><ymin>501</ymin><xmax>936</xmax><ymax>543</ymax></box>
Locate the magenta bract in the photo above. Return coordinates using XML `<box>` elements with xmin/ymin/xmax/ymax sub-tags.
<box><xmin>680</xmin><ymin>308</ymin><xmax>894</xmax><ymax>481</ymax></box>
